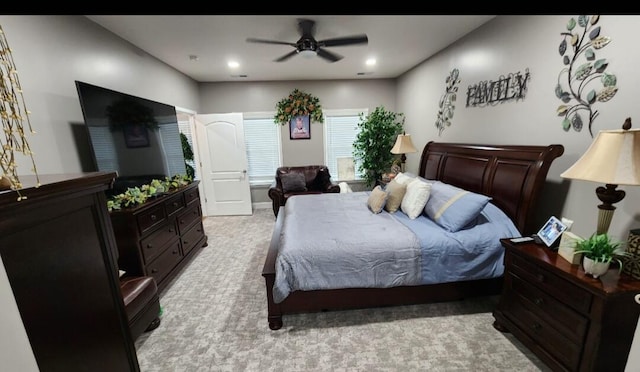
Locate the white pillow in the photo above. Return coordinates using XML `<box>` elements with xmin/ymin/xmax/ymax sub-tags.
<box><xmin>394</xmin><ymin>172</ymin><xmax>415</xmax><ymax>185</ymax></box>
<box><xmin>401</xmin><ymin>179</ymin><xmax>432</xmax><ymax>219</ymax></box>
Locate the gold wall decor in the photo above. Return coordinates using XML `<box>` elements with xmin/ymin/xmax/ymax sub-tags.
<box><xmin>0</xmin><ymin>24</ymin><xmax>39</xmax><ymax>199</ymax></box>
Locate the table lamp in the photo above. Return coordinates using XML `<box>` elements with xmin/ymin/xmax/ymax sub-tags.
<box><xmin>390</xmin><ymin>132</ymin><xmax>417</xmax><ymax>172</ymax></box>
<box><xmin>560</xmin><ymin>118</ymin><xmax>640</xmax><ymax>235</ymax></box>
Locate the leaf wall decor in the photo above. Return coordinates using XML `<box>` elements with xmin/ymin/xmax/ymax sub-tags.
<box><xmin>555</xmin><ymin>15</ymin><xmax>617</xmax><ymax>137</ymax></box>
<box><xmin>435</xmin><ymin>68</ymin><xmax>460</xmax><ymax>136</ymax></box>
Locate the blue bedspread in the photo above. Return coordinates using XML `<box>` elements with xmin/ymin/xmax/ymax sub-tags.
<box><xmin>272</xmin><ymin>191</ymin><xmax>519</xmax><ymax>303</ymax></box>
<box><xmin>390</xmin><ymin>201</ymin><xmax>520</xmax><ymax>284</ymax></box>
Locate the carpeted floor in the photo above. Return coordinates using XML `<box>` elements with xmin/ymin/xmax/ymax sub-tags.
<box><xmin>134</xmin><ymin>208</ymin><xmax>550</xmax><ymax>371</ymax></box>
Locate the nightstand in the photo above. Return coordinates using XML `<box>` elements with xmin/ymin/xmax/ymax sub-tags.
<box><xmin>493</xmin><ymin>239</ymin><xmax>640</xmax><ymax>372</ymax></box>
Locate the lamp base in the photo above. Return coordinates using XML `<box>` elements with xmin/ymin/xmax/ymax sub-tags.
<box><xmin>595</xmin><ymin>183</ymin><xmax>625</xmax><ymax>235</ymax></box>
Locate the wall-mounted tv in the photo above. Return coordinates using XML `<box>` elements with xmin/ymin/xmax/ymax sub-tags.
<box><xmin>75</xmin><ymin>81</ymin><xmax>186</xmax><ymax>196</ymax></box>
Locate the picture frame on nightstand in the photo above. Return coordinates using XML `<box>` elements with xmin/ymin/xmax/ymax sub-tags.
<box><xmin>536</xmin><ymin>216</ymin><xmax>567</xmax><ymax>248</ymax></box>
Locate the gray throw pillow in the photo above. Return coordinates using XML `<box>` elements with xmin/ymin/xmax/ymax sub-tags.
<box><xmin>281</xmin><ymin>173</ymin><xmax>307</xmax><ymax>192</ymax></box>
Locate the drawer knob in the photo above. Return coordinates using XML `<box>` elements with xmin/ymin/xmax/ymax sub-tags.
<box><xmin>183</xmin><ymin>241</ymin><xmax>189</xmax><ymax>245</ymax></box>
<box><xmin>169</xmin><ymin>228</ymin><xmax>174</xmax><ymax>232</ymax></box>
<box><xmin>150</xmin><ymin>214</ymin><xmax>157</xmax><ymax>221</ymax></box>
<box><xmin>151</xmin><ymin>269</ymin><xmax>158</xmax><ymax>273</ymax></box>
<box><xmin>146</xmin><ymin>244</ymin><xmax>153</xmax><ymax>248</ymax></box>
<box><xmin>172</xmin><ymin>250</ymin><xmax>178</xmax><ymax>254</ymax></box>
<box><xmin>535</xmin><ymin>274</ymin><xmax>545</xmax><ymax>282</ymax></box>
<box><xmin>180</xmin><ymin>219</ymin><xmax>185</xmax><ymax>224</ymax></box>
<box><xmin>534</xmin><ymin>298</ymin><xmax>544</xmax><ymax>306</ymax></box>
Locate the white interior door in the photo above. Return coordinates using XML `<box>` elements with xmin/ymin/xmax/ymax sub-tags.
<box><xmin>195</xmin><ymin>113</ymin><xmax>252</xmax><ymax>216</ymax></box>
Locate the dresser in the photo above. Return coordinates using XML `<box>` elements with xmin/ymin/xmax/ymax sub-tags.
<box><xmin>0</xmin><ymin>172</ymin><xmax>139</xmax><ymax>371</ymax></box>
<box><xmin>110</xmin><ymin>181</ymin><xmax>207</xmax><ymax>293</ymax></box>
<box><xmin>493</xmin><ymin>239</ymin><xmax>640</xmax><ymax>372</ymax></box>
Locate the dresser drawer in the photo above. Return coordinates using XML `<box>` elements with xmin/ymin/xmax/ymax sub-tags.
<box><xmin>137</xmin><ymin>205</ymin><xmax>167</xmax><ymax>235</ymax></box>
<box><xmin>184</xmin><ymin>187</ymin><xmax>199</xmax><ymax>205</ymax></box>
<box><xmin>165</xmin><ymin>194</ymin><xmax>185</xmax><ymax>217</ymax></box>
<box><xmin>510</xmin><ymin>252</ymin><xmax>592</xmax><ymax>313</ymax></box>
<box><xmin>139</xmin><ymin>221</ymin><xmax>179</xmax><ymax>264</ymax></box>
<box><xmin>146</xmin><ymin>240</ymin><xmax>182</xmax><ymax>285</ymax></box>
<box><xmin>509</xmin><ymin>273</ymin><xmax>588</xmax><ymax>344</ymax></box>
<box><xmin>177</xmin><ymin>203</ymin><xmax>201</xmax><ymax>234</ymax></box>
<box><xmin>503</xmin><ymin>292</ymin><xmax>582</xmax><ymax>371</ymax></box>
<box><xmin>181</xmin><ymin>222</ymin><xmax>204</xmax><ymax>256</ymax></box>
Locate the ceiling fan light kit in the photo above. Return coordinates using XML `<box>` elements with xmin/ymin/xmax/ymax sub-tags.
<box><xmin>246</xmin><ymin>18</ymin><xmax>368</xmax><ymax>63</ymax></box>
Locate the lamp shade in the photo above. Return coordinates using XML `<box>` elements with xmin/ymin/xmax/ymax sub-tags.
<box><xmin>560</xmin><ymin>128</ymin><xmax>640</xmax><ymax>186</ymax></box>
<box><xmin>390</xmin><ymin>134</ymin><xmax>417</xmax><ymax>155</ymax></box>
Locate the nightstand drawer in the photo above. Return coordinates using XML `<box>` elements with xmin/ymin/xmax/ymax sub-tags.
<box><xmin>510</xmin><ymin>273</ymin><xmax>588</xmax><ymax>344</ymax></box>
<box><xmin>510</xmin><ymin>252</ymin><xmax>592</xmax><ymax>314</ymax></box>
<box><xmin>503</xmin><ymin>292</ymin><xmax>582</xmax><ymax>371</ymax></box>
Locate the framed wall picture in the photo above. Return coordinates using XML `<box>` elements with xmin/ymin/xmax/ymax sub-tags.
<box><xmin>123</xmin><ymin>123</ymin><xmax>150</xmax><ymax>148</ymax></box>
<box><xmin>290</xmin><ymin>115</ymin><xmax>310</xmax><ymax>140</ymax></box>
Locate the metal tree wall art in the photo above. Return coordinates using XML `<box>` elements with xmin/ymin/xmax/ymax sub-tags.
<box><xmin>435</xmin><ymin>68</ymin><xmax>460</xmax><ymax>136</ymax></box>
<box><xmin>556</xmin><ymin>15</ymin><xmax>618</xmax><ymax>137</ymax></box>
<box><xmin>0</xmin><ymin>24</ymin><xmax>39</xmax><ymax>199</ymax></box>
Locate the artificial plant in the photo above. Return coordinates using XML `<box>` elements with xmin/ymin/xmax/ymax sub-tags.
<box><xmin>352</xmin><ymin>106</ymin><xmax>405</xmax><ymax>187</ymax></box>
<box><xmin>180</xmin><ymin>132</ymin><xmax>195</xmax><ymax>180</ymax></box>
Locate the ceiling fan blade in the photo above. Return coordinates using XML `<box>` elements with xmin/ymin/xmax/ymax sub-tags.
<box><xmin>316</xmin><ymin>48</ymin><xmax>343</xmax><ymax>63</ymax></box>
<box><xmin>246</xmin><ymin>38</ymin><xmax>296</xmax><ymax>47</ymax></box>
<box><xmin>319</xmin><ymin>34</ymin><xmax>368</xmax><ymax>47</ymax></box>
<box><xmin>274</xmin><ymin>50</ymin><xmax>299</xmax><ymax>62</ymax></box>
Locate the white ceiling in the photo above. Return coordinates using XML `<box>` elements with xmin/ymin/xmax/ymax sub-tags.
<box><xmin>86</xmin><ymin>15</ymin><xmax>496</xmax><ymax>83</ymax></box>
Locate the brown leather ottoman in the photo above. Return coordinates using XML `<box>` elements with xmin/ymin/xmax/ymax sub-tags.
<box><xmin>120</xmin><ymin>276</ymin><xmax>161</xmax><ymax>341</ymax></box>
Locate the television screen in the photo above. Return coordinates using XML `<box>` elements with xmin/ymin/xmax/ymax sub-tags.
<box><xmin>75</xmin><ymin>81</ymin><xmax>186</xmax><ymax>195</ymax></box>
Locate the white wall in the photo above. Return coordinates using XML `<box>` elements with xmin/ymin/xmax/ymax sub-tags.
<box><xmin>399</xmin><ymin>15</ymin><xmax>640</xmax><ymax>243</ymax></box>
<box><xmin>199</xmin><ymin>79</ymin><xmax>396</xmax><ymax>166</ymax></box>
<box><xmin>0</xmin><ymin>15</ymin><xmax>200</xmax><ymax>370</ymax></box>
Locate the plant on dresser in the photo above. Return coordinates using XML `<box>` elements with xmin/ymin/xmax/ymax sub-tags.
<box><xmin>575</xmin><ymin>233</ymin><xmax>628</xmax><ymax>278</ymax></box>
<box><xmin>109</xmin><ymin>180</ymin><xmax>207</xmax><ymax>293</ymax></box>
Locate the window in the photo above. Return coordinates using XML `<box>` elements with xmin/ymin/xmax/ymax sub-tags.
<box><xmin>177</xmin><ymin>118</ymin><xmax>198</xmax><ymax>180</ymax></box>
<box><xmin>323</xmin><ymin>109</ymin><xmax>367</xmax><ymax>181</ymax></box>
<box><xmin>243</xmin><ymin>113</ymin><xmax>282</xmax><ymax>186</ymax></box>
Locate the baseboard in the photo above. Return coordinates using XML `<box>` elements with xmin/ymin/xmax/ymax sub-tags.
<box><xmin>252</xmin><ymin>202</ymin><xmax>271</xmax><ymax>210</ymax></box>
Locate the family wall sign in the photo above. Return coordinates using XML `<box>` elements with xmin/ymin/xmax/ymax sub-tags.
<box><xmin>466</xmin><ymin>68</ymin><xmax>530</xmax><ymax>107</ymax></box>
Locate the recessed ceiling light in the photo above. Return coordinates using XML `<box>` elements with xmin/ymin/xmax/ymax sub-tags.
<box><xmin>228</xmin><ymin>61</ymin><xmax>240</xmax><ymax>68</ymax></box>
<box><xmin>366</xmin><ymin>58</ymin><xmax>376</xmax><ymax>66</ymax></box>
<box><xmin>189</xmin><ymin>55</ymin><xmax>199</xmax><ymax>61</ymax></box>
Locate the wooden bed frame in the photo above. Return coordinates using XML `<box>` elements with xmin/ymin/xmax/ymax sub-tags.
<box><xmin>262</xmin><ymin>141</ymin><xmax>564</xmax><ymax>330</ymax></box>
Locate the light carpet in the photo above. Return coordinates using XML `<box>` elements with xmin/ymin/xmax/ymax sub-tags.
<box><xmin>135</xmin><ymin>208</ymin><xmax>550</xmax><ymax>372</ymax></box>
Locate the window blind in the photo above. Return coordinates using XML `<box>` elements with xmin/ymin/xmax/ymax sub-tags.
<box><xmin>324</xmin><ymin>112</ymin><xmax>364</xmax><ymax>181</ymax></box>
<box><xmin>243</xmin><ymin>117</ymin><xmax>282</xmax><ymax>185</ymax></box>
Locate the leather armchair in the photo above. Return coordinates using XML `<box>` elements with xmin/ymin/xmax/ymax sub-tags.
<box><xmin>268</xmin><ymin>165</ymin><xmax>340</xmax><ymax>217</ymax></box>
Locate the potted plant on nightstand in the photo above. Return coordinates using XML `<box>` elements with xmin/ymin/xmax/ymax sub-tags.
<box><xmin>575</xmin><ymin>233</ymin><xmax>628</xmax><ymax>278</ymax></box>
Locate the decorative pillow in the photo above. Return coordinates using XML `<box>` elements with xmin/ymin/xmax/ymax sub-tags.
<box><xmin>401</xmin><ymin>179</ymin><xmax>432</xmax><ymax>219</ymax></box>
<box><xmin>424</xmin><ymin>181</ymin><xmax>491</xmax><ymax>232</ymax></box>
<box><xmin>383</xmin><ymin>179</ymin><xmax>407</xmax><ymax>213</ymax></box>
<box><xmin>394</xmin><ymin>172</ymin><xmax>415</xmax><ymax>186</ymax></box>
<box><xmin>280</xmin><ymin>172</ymin><xmax>307</xmax><ymax>192</ymax></box>
<box><xmin>367</xmin><ymin>186</ymin><xmax>388</xmax><ymax>214</ymax></box>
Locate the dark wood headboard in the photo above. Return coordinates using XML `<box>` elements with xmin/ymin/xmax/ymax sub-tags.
<box><xmin>418</xmin><ymin>141</ymin><xmax>564</xmax><ymax>235</ymax></box>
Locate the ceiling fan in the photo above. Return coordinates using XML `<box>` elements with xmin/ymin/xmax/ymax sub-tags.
<box><xmin>246</xmin><ymin>18</ymin><xmax>368</xmax><ymax>63</ymax></box>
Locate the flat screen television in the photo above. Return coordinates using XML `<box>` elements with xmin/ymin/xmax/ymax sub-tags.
<box><xmin>75</xmin><ymin>81</ymin><xmax>186</xmax><ymax>196</ymax></box>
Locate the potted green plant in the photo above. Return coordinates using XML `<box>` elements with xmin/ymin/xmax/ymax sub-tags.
<box><xmin>352</xmin><ymin>106</ymin><xmax>405</xmax><ymax>187</ymax></box>
<box><xmin>574</xmin><ymin>233</ymin><xmax>628</xmax><ymax>278</ymax></box>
